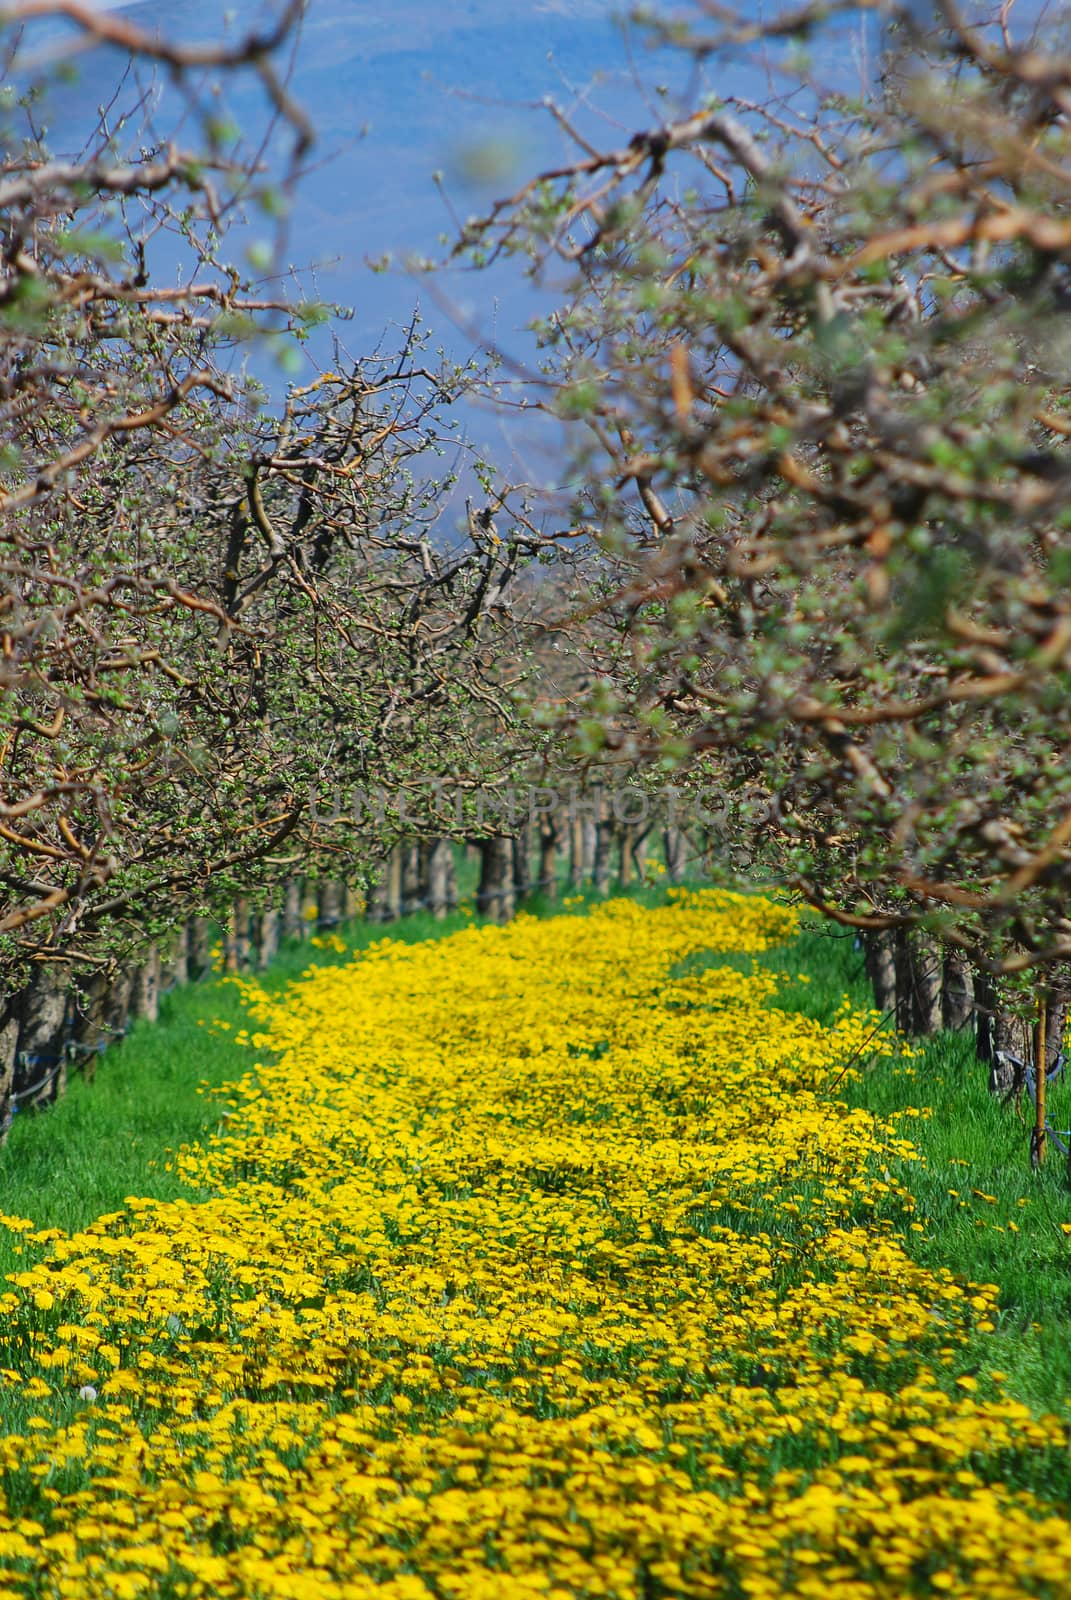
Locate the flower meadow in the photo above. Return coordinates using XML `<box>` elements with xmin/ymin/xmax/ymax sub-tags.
<box><xmin>1</xmin><ymin>890</ymin><xmax>1070</xmax><ymax>1599</ymax></box>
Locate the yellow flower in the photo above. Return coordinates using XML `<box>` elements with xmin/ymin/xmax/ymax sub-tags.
<box><xmin>0</xmin><ymin>891</ymin><xmax>1064</xmax><ymax>1600</ymax></box>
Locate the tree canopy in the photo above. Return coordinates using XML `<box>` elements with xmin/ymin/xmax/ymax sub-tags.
<box><xmin>461</xmin><ymin>0</ymin><xmax>1071</xmax><ymax>985</ymax></box>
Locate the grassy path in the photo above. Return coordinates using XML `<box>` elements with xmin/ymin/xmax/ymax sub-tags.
<box><xmin>1</xmin><ymin>891</ymin><xmax>1070</xmax><ymax>1598</ymax></box>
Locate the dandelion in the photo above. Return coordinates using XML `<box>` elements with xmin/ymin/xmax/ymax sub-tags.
<box><xmin>0</xmin><ymin>891</ymin><xmax>1063</xmax><ymax>1599</ymax></box>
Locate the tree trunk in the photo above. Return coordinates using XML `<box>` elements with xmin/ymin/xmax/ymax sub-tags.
<box><xmin>69</xmin><ymin>969</ymin><xmax>110</xmax><ymax>1080</ymax></box>
<box><xmin>894</xmin><ymin>931</ymin><xmax>914</xmax><ymax>1033</ymax></box>
<box><xmin>187</xmin><ymin>916</ymin><xmax>213</xmax><ymax>978</ymax></box>
<box><xmin>160</xmin><ymin>928</ymin><xmax>188</xmax><ymax>992</ymax></box>
<box><xmin>569</xmin><ymin>816</ymin><xmax>585</xmax><ymax>889</ymax></box>
<box><xmin>386</xmin><ymin>844</ymin><xmax>403</xmax><ymax>922</ymax></box>
<box><xmin>367</xmin><ymin>850</ymin><xmax>404</xmax><ymax>923</ymax></box>
<box><xmin>476</xmin><ymin>837</ymin><xmax>498</xmax><ymax>920</ymax></box>
<box><xmin>401</xmin><ymin>845</ymin><xmax>423</xmax><ymax>916</ymax></box>
<box><xmin>13</xmin><ymin>967</ymin><xmax>69</xmax><ymax>1111</ymax></box>
<box><xmin>255</xmin><ymin>906</ymin><xmax>280</xmax><ymax>969</ymax></box>
<box><xmin>992</xmin><ymin>1005</ymin><xmax>1031</xmax><ymax>1099</ymax></box>
<box><xmin>974</xmin><ymin>970</ymin><xmax>996</xmax><ymax>1075</ymax></box>
<box><xmin>592</xmin><ymin>813</ymin><xmax>613</xmax><ymax>897</ymax></box>
<box><xmin>225</xmin><ymin>899</ymin><xmax>251</xmax><ymax>973</ymax></box>
<box><xmin>318</xmin><ymin>879</ymin><xmax>344</xmax><ymax>930</ymax></box>
<box><xmin>912</xmin><ymin>935</ymin><xmax>943</xmax><ymax>1035</ymax></box>
<box><xmin>282</xmin><ymin>878</ymin><xmax>304</xmax><ymax>941</ymax></box>
<box><xmin>426</xmin><ymin>838</ymin><xmax>452</xmax><ymax>919</ymax></box>
<box><xmin>366</xmin><ymin>859</ymin><xmax>390</xmax><ymax>923</ymax></box>
<box><xmin>477</xmin><ymin>836</ymin><xmax>515</xmax><ymax>922</ymax></box>
<box><xmin>444</xmin><ymin>842</ymin><xmax>459</xmax><ymax>911</ymax></box>
<box><xmin>618</xmin><ymin>825</ymin><xmax>636</xmax><ymax>889</ymax></box>
<box><xmin>942</xmin><ymin>951</ymin><xmax>975</xmax><ymax>1032</ymax></box>
<box><xmin>538</xmin><ymin>818</ymin><xmax>559</xmax><ymax>900</ymax></box>
<box><xmin>1045</xmin><ymin>984</ymin><xmax>1070</xmax><ymax>1073</ymax></box>
<box><xmin>131</xmin><ymin>944</ymin><xmax>161</xmax><ymax>1024</ymax></box>
<box><xmin>894</xmin><ymin>930</ymin><xmax>943</xmax><ymax>1035</ymax></box>
<box><xmin>0</xmin><ymin>1000</ymin><xmax>19</xmax><ymax>1145</ymax></box>
<box><xmin>582</xmin><ymin>817</ymin><xmax>597</xmax><ymax>878</ymax></box>
<box><xmin>863</xmin><ymin>930</ymin><xmax>897</xmax><ymax>1017</ymax></box>
<box><xmin>513</xmin><ymin>825</ymin><xmax>532</xmax><ymax>904</ymax></box>
<box><xmin>103</xmin><ymin>967</ymin><xmax>136</xmax><ymax>1045</ymax></box>
<box><xmin>663</xmin><ymin>825</ymin><xmax>687</xmax><ymax>883</ymax></box>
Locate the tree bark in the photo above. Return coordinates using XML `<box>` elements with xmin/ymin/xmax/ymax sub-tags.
<box><xmin>992</xmin><ymin>1005</ymin><xmax>1031</xmax><ymax>1098</ymax></box>
<box><xmin>1044</xmin><ymin>984</ymin><xmax>1070</xmax><ymax>1073</ymax></box>
<box><xmin>569</xmin><ymin>816</ymin><xmax>585</xmax><ymax>889</ymax></box>
<box><xmin>187</xmin><ymin>916</ymin><xmax>213</xmax><ymax>978</ymax></box>
<box><xmin>592</xmin><ymin>810</ymin><xmax>613</xmax><ymax>897</ymax></box>
<box><xmin>104</xmin><ymin>967</ymin><xmax>135</xmax><ymax>1043</ymax></box>
<box><xmin>401</xmin><ymin>845</ymin><xmax>424</xmax><ymax>916</ymax></box>
<box><xmin>477</xmin><ymin>836</ymin><xmax>515</xmax><ymax>922</ymax></box>
<box><xmin>386</xmin><ymin>844</ymin><xmax>402</xmax><ymax>922</ymax></box>
<box><xmin>255</xmin><ymin>906</ymin><xmax>280</xmax><ymax>969</ymax></box>
<box><xmin>367</xmin><ymin>850</ymin><xmax>404</xmax><ymax>923</ymax></box>
<box><xmin>160</xmin><ymin>928</ymin><xmax>188</xmax><ymax>991</ymax></box>
<box><xmin>131</xmin><ymin>944</ymin><xmax>161</xmax><ymax>1024</ymax></box>
<box><xmin>538</xmin><ymin>817</ymin><xmax>559</xmax><ymax>900</ymax></box>
<box><xmin>317</xmin><ymin>879</ymin><xmax>344</xmax><ymax>930</ymax></box>
<box><xmin>912</xmin><ymin>935</ymin><xmax>943</xmax><ymax>1035</ymax></box>
<box><xmin>582</xmin><ymin>817</ymin><xmax>597</xmax><ymax>878</ymax></box>
<box><xmin>513</xmin><ymin>825</ymin><xmax>532</xmax><ymax>904</ymax></box>
<box><xmin>444</xmin><ymin>842</ymin><xmax>459</xmax><ymax>911</ymax></box>
<box><xmin>894</xmin><ymin>930</ymin><xmax>942</xmax><ymax>1034</ymax></box>
<box><xmin>69</xmin><ymin>969</ymin><xmax>110</xmax><ymax>1080</ymax></box>
<box><xmin>426</xmin><ymin>838</ymin><xmax>452</xmax><ymax>919</ymax></box>
<box><xmin>974</xmin><ymin>970</ymin><xmax>996</xmax><ymax>1076</ymax></box>
<box><xmin>13</xmin><ymin>967</ymin><xmax>69</xmax><ymax>1111</ymax></box>
<box><xmin>225</xmin><ymin>899</ymin><xmax>251</xmax><ymax>972</ymax></box>
<box><xmin>663</xmin><ymin>825</ymin><xmax>687</xmax><ymax>883</ymax></box>
<box><xmin>282</xmin><ymin>878</ymin><xmax>304</xmax><ymax>941</ymax></box>
<box><xmin>863</xmin><ymin>930</ymin><xmax>897</xmax><ymax>1017</ymax></box>
<box><xmin>0</xmin><ymin>1000</ymin><xmax>19</xmax><ymax>1145</ymax></box>
<box><xmin>366</xmin><ymin>859</ymin><xmax>390</xmax><ymax>923</ymax></box>
<box><xmin>98</xmin><ymin>975</ymin><xmax>133</xmax><ymax>1063</ymax></box>
<box><xmin>618</xmin><ymin>825</ymin><xmax>636</xmax><ymax>889</ymax></box>
<box><xmin>942</xmin><ymin>951</ymin><xmax>975</xmax><ymax>1032</ymax></box>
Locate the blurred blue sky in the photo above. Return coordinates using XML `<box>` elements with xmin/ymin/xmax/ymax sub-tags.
<box><xmin>21</xmin><ymin>1</ymin><xmax>876</xmax><ymax>490</ymax></box>
<box><xmin>24</xmin><ymin>0</ymin><xmax>685</xmax><ymax>483</ymax></box>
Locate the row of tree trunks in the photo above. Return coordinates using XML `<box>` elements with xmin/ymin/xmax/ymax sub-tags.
<box><xmin>367</xmin><ymin>840</ymin><xmax>461</xmax><ymax>923</ymax></box>
<box><xmin>865</xmin><ymin>931</ymin><xmax>981</xmax><ymax>1037</ymax></box>
<box><xmin>533</xmin><ymin>818</ymin><xmax>689</xmax><ymax>902</ymax></box>
<box><xmin>860</xmin><ymin>930</ymin><xmax>1071</xmax><ymax>1120</ymax></box>
<box><xmin>364</xmin><ymin>819</ymin><xmax>694</xmax><ymax>928</ymax></box>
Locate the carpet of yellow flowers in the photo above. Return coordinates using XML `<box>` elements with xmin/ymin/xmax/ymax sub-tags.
<box><xmin>1</xmin><ymin>889</ymin><xmax>1069</xmax><ymax>1599</ymax></box>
